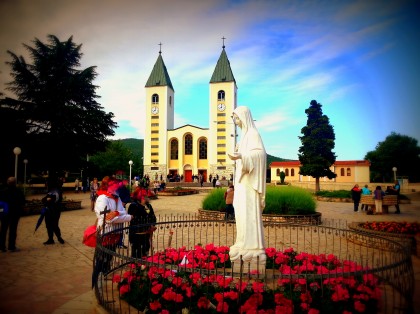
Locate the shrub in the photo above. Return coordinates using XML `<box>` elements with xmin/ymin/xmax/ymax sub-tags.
<box><xmin>202</xmin><ymin>188</ymin><xmax>227</xmax><ymax>211</ymax></box>
<box><xmin>315</xmin><ymin>189</ymin><xmax>351</xmax><ymax>198</ymax></box>
<box><xmin>202</xmin><ymin>186</ymin><xmax>316</xmax><ymax>215</ymax></box>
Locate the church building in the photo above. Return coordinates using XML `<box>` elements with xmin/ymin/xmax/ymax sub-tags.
<box><xmin>143</xmin><ymin>43</ymin><xmax>237</xmax><ymax>182</ymax></box>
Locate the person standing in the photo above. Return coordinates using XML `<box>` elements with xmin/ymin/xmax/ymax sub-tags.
<box><xmin>42</xmin><ymin>177</ymin><xmax>65</xmax><ymax>245</ymax></box>
<box><xmin>389</xmin><ymin>180</ymin><xmax>401</xmax><ymax>214</ymax></box>
<box><xmin>373</xmin><ymin>186</ymin><xmax>385</xmax><ymax>215</ymax></box>
<box><xmin>228</xmin><ymin>106</ymin><xmax>266</xmax><ymax>263</ymax></box>
<box><xmin>361</xmin><ymin>184</ymin><xmax>371</xmax><ymax>211</ymax></box>
<box><xmin>0</xmin><ymin>177</ymin><xmax>25</xmax><ymax>252</ymax></box>
<box><xmin>75</xmin><ymin>178</ymin><xmax>80</xmax><ymax>193</ymax></box>
<box><xmin>351</xmin><ymin>184</ymin><xmax>362</xmax><ymax>212</ymax></box>
<box><xmin>90</xmin><ymin>177</ymin><xmax>100</xmax><ymax>211</ymax></box>
<box><xmin>224</xmin><ymin>185</ymin><xmax>235</xmax><ymax>221</ymax></box>
<box><xmin>128</xmin><ymin>190</ymin><xmax>156</xmax><ymax>258</ymax></box>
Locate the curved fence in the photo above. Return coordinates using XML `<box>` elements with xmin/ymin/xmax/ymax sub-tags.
<box><xmin>92</xmin><ymin>216</ymin><xmax>414</xmax><ymax>313</ymax></box>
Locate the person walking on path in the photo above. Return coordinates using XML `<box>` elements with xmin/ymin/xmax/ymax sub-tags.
<box><xmin>351</xmin><ymin>184</ymin><xmax>362</xmax><ymax>212</ymax></box>
<box><xmin>361</xmin><ymin>184</ymin><xmax>371</xmax><ymax>211</ymax></box>
<box><xmin>42</xmin><ymin>177</ymin><xmax>65</xmax><ymax>245</ymax></box>
<box><xmin>224</xmin><ymin>185</ymin><xmax>235</xmax><ymax>221</ymax></box>
<box><xmin>373</xmin><ymin>185</ymin><xmax>385</xmax><ymax>215</ymax></box>
<box><xmin>0</xmin><ymin>177</ymin><xmax>25</xmax><ymax>252</ymax></box>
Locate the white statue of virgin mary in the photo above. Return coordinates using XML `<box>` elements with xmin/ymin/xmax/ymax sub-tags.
<box><xmin>228</xmin><ymin>106</ymin><xmax>266</xmax><ymax>264</ymax></box>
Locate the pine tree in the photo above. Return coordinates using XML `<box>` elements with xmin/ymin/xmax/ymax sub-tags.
<box><xmin>298</xmin><ymin>100</ymin><xmax>336</xmax><ymax>192</ymax></box>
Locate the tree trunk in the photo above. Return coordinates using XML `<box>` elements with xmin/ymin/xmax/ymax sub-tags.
<box><xmin>315</xmin><ymin>177</ymin><xmax>320</xmax><ymax>192</ymax></box>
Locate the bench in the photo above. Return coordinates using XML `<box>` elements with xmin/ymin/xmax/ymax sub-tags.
<box><xmin>360</xmin><ymin>195</ymin><xmax>398</xmax><ymax>214</ymax></box>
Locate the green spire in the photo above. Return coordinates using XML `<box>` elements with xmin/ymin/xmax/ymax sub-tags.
<box><xmin>145</xmin><ymin>53</ymin><xmax>174</xmax><ymax>90</ymax></box>
<box><xmin>210</xmin><ymin>48</ymin><xmax>236</xmax><ymax>84</ymax></box>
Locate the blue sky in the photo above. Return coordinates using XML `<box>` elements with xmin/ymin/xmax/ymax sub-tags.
<box><xmin>1</xmin><ymin>0</ymin><xmax>419</xmax><ymax>160</ymax></box>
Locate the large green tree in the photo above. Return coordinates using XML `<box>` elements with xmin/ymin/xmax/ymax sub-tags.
<box><xmin>0</xmin><ymin>35</ymin><xmax>116</xmax><ymax>180</ymax></box>
<box><xmin>298</xmin><ymin>100</ymin><xmax>337</xmax><ymax>192</ymax></box>
<box><xmin>365</xmin><ymin>132</ymin><xmax>420</xmax><ymax>182</ymax></box>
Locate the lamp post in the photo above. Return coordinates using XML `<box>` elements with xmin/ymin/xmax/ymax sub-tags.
<box><xmin>392</xmin><ymin>167</ymin><xmax>397</xmax><ymax>182</ymax></box>
<box><xmin>129</xmin><ymin>160</ymin><xmax>133</xmax><ymax>191</ymax></box>
<box><xmin>13</xmin><ymin>147</ymin><xmax>21</xmax><ymax>179</ymax></box>
<box><xmin>23</xmin><ymin>159</ymin><xmax>28</xmax><ymax>194</ymax></box>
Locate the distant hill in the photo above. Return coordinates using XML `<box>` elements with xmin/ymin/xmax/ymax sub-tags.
<box><xmin>116</xmin><ymin>138</ymin><xmax>290</xmax><ymax>167</ymax></box>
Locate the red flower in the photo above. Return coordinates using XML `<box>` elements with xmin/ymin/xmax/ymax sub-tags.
<box><xmin>151</xmin><ymin>283</ymin><xmax>163</xmax><ymax>295</ymax></box>
<box><xmin>149</xmin><ymin>300</ymin><xmax>161</xmax><ymax>311</ymax></box>
<box><xmin>119</xmin><ymin>284</ymin><xmax>129</xmax><ymax>296</ymax></box>
<box><xmin>197</xmin><ymin>296</ymin><xmax>210</xmax><ymax>309</ymax></box>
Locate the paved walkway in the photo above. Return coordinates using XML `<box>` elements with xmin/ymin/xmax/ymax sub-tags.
<box><xmin>0</xmin><ymin>190</ymin><xmax>419</xmax><ymax>313</ymax></box>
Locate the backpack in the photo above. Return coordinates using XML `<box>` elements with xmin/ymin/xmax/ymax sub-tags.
<box><xmin>0</xmin><ymin>201</ymin><xmax>9</xmax><ymax>217</ymax></box>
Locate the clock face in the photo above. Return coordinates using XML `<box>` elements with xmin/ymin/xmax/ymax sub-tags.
<box><xmin>151</xmin><ymin>106</ymin><xmax>159</xmax><ymax>114</ymax></box>
<box><xmin>217</xmin><ymin>103</ymin><xmax>226</xmax><ymax>111</ymax></box>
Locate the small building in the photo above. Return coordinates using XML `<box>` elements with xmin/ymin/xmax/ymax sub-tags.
<box><xmin>270</xmin><ymin>160</ymin><xmax>371</xmax><ymax>183</ymax></box>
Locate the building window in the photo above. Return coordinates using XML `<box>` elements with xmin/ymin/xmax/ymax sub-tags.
<box><xmin>218</xmin><ymin>90</ymin><xmax>225</xmax><ymax>101</ymax></box>
<box><xmin>151</xmin><ymin>130</ymin><xmax>159</xmax><ymax>134</ymax></box>
<box><xmin>151</xmin><ymin>145</ymin><xmax>159</xmax><ymax>148</ymax></box>
<box><xmin>291</xmin><ymin>169</ymin><xmax>295</xmax><ymax>176</ymax></box>
<box><xmin>217</xmin><ymin>151</ymin><xmax>226</xmax><ymax>155</ymax></box>
<box><xmin>217</xmin><ymin>136</ymin><xmax>226</xmax><ymax>140</ymax></box>
<box><xmin>169</xmin><ymin>96</ymin><xmax>172</xmax><ymax>106</ymax></box>
<box><xmin>199</xmin><ymin>138</ymin><xmax>207</xmax><ymax>159</ymax></box>
<box><xmin>285</xmin><ymin>169</ymin><xmax>289</xmax><ymax>176</ymax></box>
<box><xmin>151</xmin><ymin>116</ymin><xmax>159</xmax><ymax>119</ymax></box>
<box><xmin>341</xmin><ymin>168</ymin><xmax>345</xmax><ymax>176</ymax></box>
<box><xmin>151</xmin><ymin>160</ymin><xmax>158</xmax><ymax>164</ymax></box>
<box><xmin>151</xmin><ymin>138</ymin><xmax>159</xmax><ymax>141</ymax></box>
<box><xmin>152</xmin><ymin>94</ymin><xmax>159</xmax><ymax>104</ymax></box>
<box><xmin>217</xmin><ymin>166</ymin><xmax>226</xmax><ymax>170</ymax></box>
<box><xmin>217</xmin><ymin>113</ymin><xmax>226</xmax><ymax>117</ymax></box>
<box><xmin>347</xmin><ymin>168</ymin><xmax>351</xmax><ymax>176</ymax></box>
<box><xmin>185</xmin><ymin>134</ymin><xmax>192</xmax><ymax>155</ymax></box>
<box><xmin>217</xmin><ymin>128</ymin><xmax>226</xmax><ymax>132</ymax></box>
<box><xmin>151</xmin><ymin>166</ymin><xmax>159</xmax><ymax>170</ymax></box>
<box><xmin>217</xmin><ymin>144</ymin><xmax>226</xmax><ymax>147</ymax></box>
<box><xmin>276</xmin><ymin>168</ymin><xmax>280</xmax><ymax>176</ymax></box>
<box><xmin>151</xmin><ymin>123</ymin><xmax>159</xmax><ymax>127</ymax></box>
<box><xmin>170</xmin><ymin>139</ymin><xmax>178</xmax><ymax>160</ymax></box>
<box><xmin>151</xmin><ymin>152</ymin><xmax>158</xmax><ymax>156</ymax></box>
<box><xmin>217</xmin><ymin>159</ymin><xmax>226</xmax><ymax>163</ymax></box>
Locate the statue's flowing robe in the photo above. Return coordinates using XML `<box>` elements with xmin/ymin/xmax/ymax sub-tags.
<box><xmin>230</xmin><ymin>106</ymin><xmax>267</xmax><ymax>262</ymax></box>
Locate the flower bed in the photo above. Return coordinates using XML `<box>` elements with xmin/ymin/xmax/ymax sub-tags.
<box><xmin>114</xmin><ymin>245</ymin><xmax>381</xmax><ymax>313</ymax></box>
<box><xmin>23</xmin><ymin>200</ymin><xmax>82</xmax><ymax>216</ymax></box>
<box><xmin>349</xmin><ymin>221</ymin><xmax>420</xmax><ymax>255</ymax></box>
<box><xmin>198</xmin><ymin>209</ymin><xmax>322</xmax><ymax>224</ymax></box>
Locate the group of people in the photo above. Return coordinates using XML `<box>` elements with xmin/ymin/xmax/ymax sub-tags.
<box><xmin>351</xmin><ymin>180</ymin><xmax>401</xmax><ymax>214</ymax></box>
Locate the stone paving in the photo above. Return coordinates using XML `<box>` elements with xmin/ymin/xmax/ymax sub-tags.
<box><xmin>0</xmin><ymin>189</ymin><xmax>419</xmax><ymax>313</ymax></box>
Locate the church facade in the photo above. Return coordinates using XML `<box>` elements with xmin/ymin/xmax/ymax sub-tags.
<box><xmin>143</xmin><ymin>45</ymin><xmax>237</xmax><ymax>182</ymax></box>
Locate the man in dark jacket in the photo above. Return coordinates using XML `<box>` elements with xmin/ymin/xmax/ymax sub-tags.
<box><xmin>0</xmin><ymin>177</ymin><xmax>26</xmax><ymax>252</ymax></box>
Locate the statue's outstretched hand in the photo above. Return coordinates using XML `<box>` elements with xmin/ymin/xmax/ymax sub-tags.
<box><xmin>228</xmin><ymin>152</ymin><xmax>241</xmax><ymax>160</ymax></box>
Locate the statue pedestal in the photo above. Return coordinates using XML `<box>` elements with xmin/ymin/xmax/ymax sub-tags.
<box><xmin>231</xmin><ymin>256</ymin><xmax>266</xmax><ymax>276</ymax></box>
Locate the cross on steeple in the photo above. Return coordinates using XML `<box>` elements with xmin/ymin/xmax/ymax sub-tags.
<box><xmin>158</xmin><ymin>42</ymin><xmax>162</xmax><ymax>54</ymax></box>
<box><xmin>222</xmin><ymin>36</ymin><xmax>226</xmax><ymax>49</ymax></box>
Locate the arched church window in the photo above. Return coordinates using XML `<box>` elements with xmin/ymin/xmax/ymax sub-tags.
<box><xmin>285</xmin><ymin>169</ymin><xmax>289</xmax><ymax>176</ymax></box>
<box><xmin>169</xmin><ymin>96</ymin><xmax>172</xmax><ymax>106</ymax></box>
<box><xmin>347</xmin><ymin>168</ymin><xmax>351</xmax><ymax>176</ymax></box>
<box><xmin>185</xmin><ymin>134</ymin><xmax>192</xmax><ymax>155</ymax></box>
<box><xmin>170</xmin><ymin>139</ymin><xmax>178</xmax><ymax>160</ymax></box>
<box><xmin>199</xmin><ymin>138</ymin><xmax>207</xmax><ymax>159</ymax></box>
<box><xmin>341</xmin><ymin>168</ymin><xmax>345</xmax><ymax>176</ymax></box>
<box><xmin>291</xmin><ymin>169</ymin><xmax>295</xmax><ymax>176</ymax></box>
<box><xmin>217</xmin><ymin>90</ymin><xmax>225</xmax><ymax>101</ymax></box>
<box><xmin>152</xmin><ymin>94</ymin><xmax>159</xmax><ymax>104</ymax></box>
<box><xmin>276</xmin><ymin>169</ymin><xmax>280</xmax><ymax>176</ymax></box>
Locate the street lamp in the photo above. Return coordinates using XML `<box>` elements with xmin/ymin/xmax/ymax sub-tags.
<box><xmin>392</xmin><ymin>167</ymin><xmax>397</xmax><ymax>182</ymax></box>
<box><xmin>23</xmin><ymin>159</ymin><xmax>28</xmax><ymax>194</ymax></box>
<box><xmin>13</xmin><ymin>147</ymin><xmax>21</xmax><ymax>179</ymax></box>
<box><xmin>129</xmin><ymin>160</ymin><xmax>133</xmax><ymax>191</ymax></box>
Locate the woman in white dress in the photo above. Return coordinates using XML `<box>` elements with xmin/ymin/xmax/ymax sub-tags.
<box><xmin>228</xmin><ymin>106</ymin><xmax>266</xmax><ymax>263</ymax></box>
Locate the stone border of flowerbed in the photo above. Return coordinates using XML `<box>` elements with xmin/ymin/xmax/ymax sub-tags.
<box><xmin>348</xmin><ymin>221</ymin><xmax>418</xmax><ymax>255</ymax></box>
<box><xmin>198</xmin><ymin>209</ymin><xmax>322</xmax><ymax>225</ymax></box>
<box><xmin>159</xmin><ymin>189</ymin><xmax>200</xmax><ymax>196</ymax></box>
<box><xmin>23</xmin><ymin>200</ymin><xmax>82</xmax><ymax>216</ymax></box>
